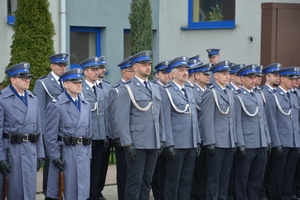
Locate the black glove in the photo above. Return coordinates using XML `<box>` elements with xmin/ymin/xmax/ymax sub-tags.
<box><xmin>164</xmin><ymin>146</ymin><xmax>176</xmax><ymax>160</ymax></box>
<box><xmin>267</xmin><ymin>143</ymin><xmax>272</xmax><ymax>155</ymax></box>
<box><xmin>273</xmin><ymin>146</ymin><xmax>284</xmax><ymax>159</ymax></box>
<box><xmin>113</xmin><ymin>138</ymin><xmax>121</xmax><ymax>147</ymax></box>
<box><xmin>37</xmin><ymin>158</ymin><xmax>44</xmax><ymax>171</ymax></box>
<box><xmin>237</xmin><ymin>146</ymin><xmax>246</xmax><ymax>160</ymax></box>
<box><xmin>53</xmin><ymin>157</ymin><xmax>65</xmax><ymax>171</ymax></box>
<box><xmin>158</xmin><ymin>141</ymin><xmax>165</xmax><ymax>155</ymax></box>
<box><xmin>196</xmin><ymin>143</ymin><xmax>201</xmax><ymax>157</ymax></box>
<box><xmin>104</xmin><ymin>138</ymin><xmax>109</xmax><ymax>152</ymax></box>
<box><xmin>0</xmin><ymin>160</ymin><xmax>11</xmax><ymax>176</ymax></box>
<box><xmin>206</xmin><ymin>144</ymin><xmax>215</xmax><ymax>156</ymax></box>
<box><xmin>124</xmin><ymin>145</ymin><xmax>135</xmax><ymax>162</ymax></box>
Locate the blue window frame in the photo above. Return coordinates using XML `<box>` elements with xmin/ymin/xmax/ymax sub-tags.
<box><xmin>70</xmin><ymin>27</ymin><xmax>101</xmax><ymax>68</ymax></box>
<box><xmin>182</xmin><ymin>0</ymin><xmax>236</xmax><ymax>30</ymax></box>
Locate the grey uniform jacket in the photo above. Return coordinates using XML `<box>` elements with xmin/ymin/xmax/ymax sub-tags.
<box><xmin>115</xmin><ymin>76</ymin><xmax>165</xmax><ymax>149</ymax></box>
<box><xmin>107</xmin><ymin>81</ymin><xmax>122</xmax><ymax>140</ymax></box>
<box><xmin>0</xmin><ymin>86</ymin><xmax>44</xmax><ymax>200</ymax></box>
<box><xmin>81</xmin><ymin>81</ymin><xmax>107</xmax><ymax>140</ymax></box>
<box><xmin>100</xmin><ymin>80</ymin><xmax>112</xmax><ymax>138</ymax></box>
<box><xmin>234</xmin><ymin>88</ymin><xmax>271</xmax><ymax>148</ymax></box>
<box><xmin>44</xmin><ymin>92</ymin><xmax>92</xmax><ymax>200</ymax></box>
<box><xmin>265</xmin><ymin>87</ymin><xmax>300</xmax><ymax>148</ymax></box>
<box><xmin>200</xmin><ymin>83</ymin><xmax>236</xmax><ymax>148</ymax></box>
<box><xmin>34</xmin><ymin>73</ymin><xmax>64</xmax><ymax>133</ymax></box>
<box><xmin>193</xmin><ymin>84</ymin><xmax>205</xmax><ymax>141</ymax></box>
<box><xmin>161</xmin><ymin>81</ymin><xmax>201</xmax><ymax>148</ymax></box>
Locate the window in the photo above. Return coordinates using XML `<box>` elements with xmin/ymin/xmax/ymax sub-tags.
<box><xmin>70</xmin><ymin>27</ymin><xmax>101</xmax><ymax>68</ymax></box>
<box><xmin>182</xmin><ymin>0</ymin><xmax>236</xmax><ymax>30</ymax></box>
<box><xmin>7</xmin><ymin>0</ymin><xmax>17</xmax><ymax>25</ymax></box>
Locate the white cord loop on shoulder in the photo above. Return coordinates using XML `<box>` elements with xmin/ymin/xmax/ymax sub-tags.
<box><xmin>40</xmin><ymin>80</ymin><xmax>57</xmax><ymax>102</ymax></box>
<box><xmin>212</xmin><ymin>89</ymin><xmax>230</xmax><ymax>115</ymax></box>
<box><xmin>273</xmin><ymin>93</ymin><xmax>291</xmax><ymax>116</ymax></box>
<box><xmin>125</xmin><ymin>85</ymin><xmax>152</xmax><ymax>112</ymax></box>
<box><xmin>237</xmin><ymin>95</ymin><xmax>258</xmax><ymax>117</ymax></box>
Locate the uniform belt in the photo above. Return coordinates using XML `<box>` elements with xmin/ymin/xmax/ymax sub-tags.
<box><xmin>57</xmin><ymin>135</ymin><xmax>92</xmax><ymax>146</ymax></box>
<box><xmin>3</xmin><ymin>133</ymin><xmax>40</xmax><ymax>144</ymax></box>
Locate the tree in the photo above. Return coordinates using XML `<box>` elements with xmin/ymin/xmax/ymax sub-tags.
<box><xmin>128</xmin><ymin>0</ymin><xmax>154</xmax><ymax>79</ymax></box>
<box><xmin>2</xmin><ymin>0</ymin><xmax>55</xmax><ymax>91</ymax></box>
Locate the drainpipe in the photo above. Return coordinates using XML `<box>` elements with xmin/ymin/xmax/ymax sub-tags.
<box><xmin>60</xmin><ymin>0</ymin><xmax>67</xmax><ymax>53</ymax></box>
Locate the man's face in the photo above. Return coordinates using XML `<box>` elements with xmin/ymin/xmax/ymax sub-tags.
<box><xmin>241</xmin><ymin>75</ymin><xmax>256</xmax><ymax>90</ymax></box>
<box><xmin>230</xmin><ymin>74</ymin><xmax>242</xmax><ymax>86</ymax></box>
<box><xmin>122</xmin><ymin>67</ymin><xmax>135</xmax><ymax>81</ymax></box>
<box><xmin>64</xmin><ymin>81</ymin><xmax>82</xmax><ymax>96</ymax></box>
<box><xmin>209</xmin><ymin>55</ymin><xmax>220</xmax><ymax>65</ymax></box>
<box><xmin>255</xmin><ymin>76</ymin><xmax>262</xmax><ymax>86</ymax></box>
<box><xmin>155</xmin><ymin>71</ymin><xmax>169</xmax><ymax>85</ymax></box>
<box><xmin>280</xmin><ymin>76</ymin><xmax>294</xmax><ymax>91</ymax></box>
<box><xmin>292</xmin><ymin>78</ymin><xmax>300</xmax><ymax>88</ymax></box>
<box><xmin>266</xmin><ymin>73</ymin><xmax>280</xmax><ymax>87</ymax></box>
<box><xmin>84</xmin><ymin>68</ymin><xmax>99</xmax><ymax>83</ymax></box>
<box><xmin>11</xmin><ymin>76</ymin><xmax>31</xmax><ymax>92</ymax></box>
<box><xmin>98</xmin><ymin>67</ymin><xmax>106</xmax><ymax>79</ymax></box>
<box><xmin>51</xmin><ymin>63</ymin><xmax>67</xmax><ymax>77</ymax></box>
<box><xmin>195</xmin><ymin>72</ymin><xmax>210</xmax><ymax>86</ymax></box>
<box><xmin>214</xmin><ymin>71</ymin><xmax>230</xmax><ymax>87</ymax></box>
<box><xmin>172</xmin><ymin>67</ymin><xmax>189</xmax><ymax>85</ymax></box>
<box><xmin>133</xmin><ymin>62</ymin><xmax>151</xmax><ymax>79</ymax></box>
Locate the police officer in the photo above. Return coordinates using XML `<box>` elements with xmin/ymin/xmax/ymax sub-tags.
<box><xmin>254</xmin><ymin>65</ymin><xmax>264</xmax><ymax>88</ymax></box>
<box><xmin>151</xmin><ymin>60</ymin><xmax>169</xmax><ymax>200</ymax></box>
<box><xmin>259</xmin><ymin>63</ymin><xmax>281</xmax><ymax>200</ymax></box>
<box><xmin>153</xmin><ymin>60</ymin><xmax>170</xmax><ymax>87</ymax></box>
<box><xmin>0</xmin><ymin>63</ymin><xmax>44</xmax><ymax>199</ymax></box>
<box><xmin>200</xmin><ymin>60</ymin><xmax>236</xmax><ymax>200</ymax></box>
<box><xmin>161</xmin><ymin>56</ymin><xmax>201</xmax><ymax>200</ymax></box>
<box><xmin>190</xmin><ymin>63</ymin><xmax>211</xmax><ymax>200</ymax></box>
<box><xmin>33</xmin><ymin>53</ymin><xmax>68</xmax><ymax>198</ymax></box>
<box><xmin>265</xmin><ymin>67</ymin><xmax>300</xmax><ymax>200</ymax></box>
<box><xmin>95</xmin><ymin>57</ymin><xmax>112</xmax><ymax>200</ymax></box>
<box><xmin>44</xmin><ymin>68</ymin><xmax>92</xmax><ymax>200</ymax></box>
<box><xmin>206</xmin><ymin>49</ymin><xmax>220</xmax><ymax>65</ymax></box>
<box><xmin>107</xmin><ymin>57</ymin><xmax>134</xmax><ymax>200</ymax></box>
<box><xmin>115</xmin><ymin>50</ymin><xmax>165</xmax><ymax>200</ymax></box>
<box><xmin>234</xmin><ymin>65</ymin><xmax>271</xmax><ymax>200</ymax></box>
<box><xmin>228</xmin><ymin>64</ymin><xmax>245</xmax><ymax>92</ymax></box>
<box><xmin>187</xmin><ymin>55</ymin><xmax>203</xmax><ymax>86</ymax></box>
<box><xmin>79</xmin><ymin>56</ymin><xmax>108</xmax><ymax>200</ymax></box>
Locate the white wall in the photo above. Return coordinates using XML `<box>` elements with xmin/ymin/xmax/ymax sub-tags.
<box><xmin>158</xmin><ymin>0</ymin><xmax>300</xmax><ymax>65</ymax></box>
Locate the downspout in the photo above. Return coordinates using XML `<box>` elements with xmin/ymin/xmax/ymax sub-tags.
<box><xmin>60</xmin><ymin>0</ymin><xmax>67</xmax><ymax>53</ymax></box>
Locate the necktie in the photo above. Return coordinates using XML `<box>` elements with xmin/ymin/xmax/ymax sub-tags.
<box><xmin>75</xmin><ymin>99</ymin><xmax>78</xmax><ymax>109</ymax></box>
<box><xmin>143</xmin><ymin>81</ymin><xmax>152</xmax><ymax>95</ymax></box>
<box><xmin>287</xmin><ymin>92</ymin><xmax>291</xmax><ymax>100</ymax></box>
<box><xmin>92</xmin><ymin>85</ymin><xmax>97</xmax><ymax>97</ymax></box>
<box><xmin>223</xmin><ymin>89</ymin><xmax>227</xmax><ymax>95</ymax></box>
<box><xmin>181</xmin><ymin>88</ymin><xmax>188</xmax><ymax>99</ymax></box>
<box><xmin>20</xmin><ymin>95</ymin><xmax>25</xmax><ymax>103</ymax></box>
<box><xmin>99</xmin><ymin>82</ymin><xmax>103</xmax><ymax>89</ymax></box>
<box><xmin>58</xmin><ymin>78</ymin><xmax>64</xmax><ymax>91</ymax></box>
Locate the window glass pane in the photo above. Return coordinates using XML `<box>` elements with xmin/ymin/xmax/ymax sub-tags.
<box><xmin>70</xmin><ymin>32</ymin><xmax>96</xmax><ymax>64</ymax></box>
<box><xmin>192</xmin><ymin>0</ymin><xmax>235</xmax><ymax>22</ymax></box>
<box><xmin>7</xmin><ymin>0</ymin><xmax>17</xmax><ymax>15</ymax></box>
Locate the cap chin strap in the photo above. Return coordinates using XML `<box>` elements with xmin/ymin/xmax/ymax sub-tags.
<box><xmin>236</xmin><ymin>95</ymin><xmax>259</xmax><ymax>117</ymax></box>
<box><xmin>165</xmin><ymin>88</ymin><xmax>191</xmax><ymax>118</ymax></box>
<box><xmin>273</xmin><ymin>93</ymin><xmax>291</xmax><ymax>116</ymax></box>
<box><xmin>39</xmin><ymin>80</ymin><xmax>57</xmax><ymax>102</ymax></box>
<box><xmin>125</xmin><ymin>85</ymin><xmax>152</xmax><ymax>112</ymax></box>
<box><xmin>211</xmin><ymin>88</ymin><xmax>230</xmax><ymax>115</ymax></box>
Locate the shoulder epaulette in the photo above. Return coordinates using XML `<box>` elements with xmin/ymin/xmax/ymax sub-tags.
<box><xmin>185</xmin><ymin>83</ymin><xmax>193</xmax><ymax>88</ymax></box>
<box><xmin>163</xmin><ymin>84</ymin><xmax>171</xmax><ymax>88</ymax></box>
<box><xmin>151</xmin><ymin>80</ymin><xmax>158</xmax><ymax>84</ymax></box>
<box><xmin>38</xmin><ymin>75</ymin><xmax>47</xmax><ymax>80</ymax></box>
<box><xmin>113</xmin><ymin>83</ymin><xmax>121</xmax><ymax>88</ymax></box>
<box><xmin>234</xmin><ymin>89</ymin><xmax>241</xmax><ymax>94</ymax></box>
<box><xmin>225</xmin><ymin>85</ymin><xmax>231</xmax><ymax>90</ymax></box>
<box><xmin>206</xmin><ymin>84</ymin><xmax>215</xmax><ymax>89</ymax></box>
<box><xmin>103</xmin><ymin>79</ymin><xmax>110</xmax><ymax>84</ymax></box>
<box><xmin>124</xmin><ymin>80</ymin><xmax>131</xmax><ymax>84</ymax></box>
